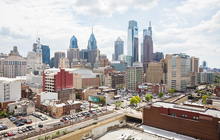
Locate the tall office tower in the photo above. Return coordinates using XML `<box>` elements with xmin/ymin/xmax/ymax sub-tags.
<box><xmin>127</xmin><ymin>20</ymin><xmax>138</xmax><ymax>64</ymax></box>
<box><xmin>27</xmin><ymin>51</ymin><xmax>36</xmax><ymax>71</ymax></box>
<box><xmin>112</xmin><ymin>54</ymin><xmax>115</xmax><ymax>61</ymax></box>
<box><xmin>35</xmin><ymin>38</ymin><xmax>43</xmax><ymax>71</ymax></box>
<box><xmin>69</xmin><ymin>35</ymin><xmax>78</xmax><ymax>48</ymax></box>
<box><xmin>143</xmin><ymin>21</ymin><xmax>153</xmax><ymax>63</ymax></box>
<box><xmin>114</xmin><ymin>37</ymin><xmax>124</xmax><ymax>61</ymax></box>
<box><xmin>125</xmin><ymin>67</ymin><xmax>143</xmax><ymax>91</ymax></box>
<box><xmin>67</xmin><ymin>48</ymin><xmax>80</xmax><ymax>67</ymax></box>
<box><xmin>191</xmin><ymin>57</ymin><xmax>199</xmax><ymax>73</ymax></box>
<box><xmin>54</xmin><ymin>51</ymin><xmax>65</xmax><ymax>68</ymax></box>
<box><xmin>153</xmin><ymin>52</ymin><xmax>164</xmax><ymax>62</ymax></box>
<box><xmin>202</xmin><ymin>61</ymin><xmax>207</xmax><ymax>68</ymax></box>
<box><xmin>50</xmin><ymin>57</ymin><xmax>54</xmax><ymax>68</ymax></box>
<box><xmin>141</xmin><ymin>43</ymin><xmax>143</xmax><ymax>62</ymax></box>
<box><xmin>164</xmin><ymin>53</ymin><xmax>191</xmax><ymax>91</ymax></box>
<box><xmin>87</xmin><ymin>28</ymin><xmax>97</xmax><ymax>50</ymax></box>
<box><xmin>88</xmin><ymin>49</ymin><xmax>100</xmax><ymax>67</ymax></box>
<box><xmin>79</xmin><ymin>49</ymin><xmax>88</xmax><ymax>60</ymax></box>
<box><xmin>42</xmin><ymin>45</ymin><xmax>50</xmax><ymax>65</ymax></box>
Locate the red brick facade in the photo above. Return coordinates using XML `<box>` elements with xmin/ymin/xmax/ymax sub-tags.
<box><xmin>143</xmin><ymin>105</ymin><xmax>220</xmax><ymax>140</ymax></box>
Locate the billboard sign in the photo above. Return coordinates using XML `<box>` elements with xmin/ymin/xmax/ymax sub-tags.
<box><xmin>138</xmin><ymin>85</ymin><xmax>148</xmax><ymax>89</ymax></box>
<box><xmin>89</xmin><ymin>96</ymin><xmax>100</xmax><ymax>103</ymax></box>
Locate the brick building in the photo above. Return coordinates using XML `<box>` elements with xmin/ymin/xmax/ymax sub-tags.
<box><xmin>136</xmin><ymin>83</ymin><xmax>166</xmax><ymax>94</ymax></box>
<box><xmin>143</xmin><ymin>102</ymin><xmax>220</xmax><ymax>140</ymax></box>
<box><xmin>214</xmin><ymin>85</ymin><xmax>220</xmax><ymax>97</ymax></box>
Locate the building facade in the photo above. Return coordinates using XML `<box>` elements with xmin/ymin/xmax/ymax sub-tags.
<box><xmin>69</xmin><ymin>35</ymin><xmax>78</xmax><ymax>48</ymax></box>
<box><xmin>114</xmin><ymin>37</ymin><xmax>124</xmax><ymax>61</ymax></box>
<box><xmin>118</xmin><ymin>54</ymin><xmax>131</xmax><ymax>67</ymax></box>
<box><xmin>42</xmin><ymin>45</ymin><xmax>50</xmax><ymax>65</ymax></box>
<box><xmin>87</xmin><ymin>29</ymin><xmax>97</xmax><ymax>50</ymax></box>
<box><xmin>127</xmin><ymin>20</ymin><xmax>138</xmax><ymax>65</ymax></box>
<box><xmin>125</xmin><ymin>67</ymin><xmax>143</xmax><ymax>91</ymax></box>
<box><xmin>110</xmin><ymin>61</ymin><xmax>127</xmax><ymax>72</ymax></box>
<box><xmin>143</xmin><ymin>22</ymin><xmax>153</xmax><ymax>63</ymax></box>
<box><xmin>67</xmin><ymin>48</ymin><xmax>80</xmax><ymax>67</ymax></box>
<box><xmin>153</xmin><ymin>52</ymin><xmax>164</xmax><ymax>62</ymax></box>
<box><xmin>54</xmin><ymin>51</ymin><xmax>65</xmax><ymax>68</ymax></box>
<box><xmin>79</xmin><ymin>49</ymin><xmax>88</xmax><ymax>61</ymax></box>
<box><xmin>59</xmin><ymin>57</ymin><xmax>70</xmax><ymax>68</ymax></box>
<box><xmin>88</xmin><ymin>49</ymin><xmax>100</xmax><ymax>67</ymax></box>
<box><xmin>197</xmin><ymin>72</ymin><xmax>215</xmax><ymax>84</ymax></box>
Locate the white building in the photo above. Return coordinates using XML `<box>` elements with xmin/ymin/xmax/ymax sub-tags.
<box><xmin>27</xmin><ymin>51</ymin><xmax>36</xmax><ymax>71</ymax></box>
<box><xmin>0</xmin><ymin>78</ymin><xmax>21</xmax><ymax>103</ymax></box>
<box><xmin>38</xmin><ymin>92</ymin><xmax>58</xmax><ymax>103</ymax></box>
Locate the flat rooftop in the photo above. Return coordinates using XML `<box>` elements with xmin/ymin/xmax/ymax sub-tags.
<box><xmin>97</xmin><ymin>128</ymin><xmax>167</xmax><ymax>140</ymax></box>
<box><xmin>153</xmin><ymin>102</ymin><xmax>220</xmax><ymax>118</ymax></box>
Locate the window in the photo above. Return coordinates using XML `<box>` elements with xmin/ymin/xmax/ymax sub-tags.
<box><xmin>185</xmin><ymin>115</ymin><xmax>187</xmax><ymax>118</ymax></box>
<box><xmin>182</xmin><ymin>114</ymin><xmax>184</xmax><ymax>118</ymax></box>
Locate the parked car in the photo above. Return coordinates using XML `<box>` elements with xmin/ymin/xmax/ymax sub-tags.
<box><xmin>17</xmin><ymin>123</ymin><xmax>24</xmax><ymax>127</ymax></box>
<box><xmin>60</xmin><ymin>119</ymin><xmax>64</xmax><ymax>122</ymax></box>
<box><xmin>7</xmin><ymin>132</ymin><xmax>13</xmax><ymax>136</ymax></box>
<box><xmin>18</xmin><ymin>130</ymin><xmax>23</xmax><ymax>134</ymax></box>
<box><xmin>38</xmin><ymin>124</ymin><xmax>43</xmax><ymax>128</ymax></box>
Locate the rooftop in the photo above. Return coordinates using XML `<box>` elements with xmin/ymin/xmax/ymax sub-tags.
<box><xmin>152</xmin><ymin>102</ymin><xmax>220</xmax><ymax>118</ymax></box>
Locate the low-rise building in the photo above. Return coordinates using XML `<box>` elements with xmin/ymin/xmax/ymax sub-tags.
<box><xmin>36</xmin><ymin>92</ymin><xmax>58</xmax><ymax>108</ymax></box>
<box><xmin>136</xmin><ymin>83</ymin><xmax>167</xmax><ymax>94</ymax></box>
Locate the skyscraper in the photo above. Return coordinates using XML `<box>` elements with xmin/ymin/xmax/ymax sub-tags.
<box><xmin>79</xmin><ymin>49</ymin><xmax>88</xmax><ymax>60</ymax></box>
<box><xmin>69</xmin><ymin>35</ymin><xmax>78</xmax><ymax>48</ymax></box>
<box><xmin>67</xmin><ymin>48</ymin><xmax>80</xmax><ymax>67</ymax></box>
<box><xmin>114</xmin><ymin>37</ymin><xmax>124</xmax><ymax>61</ymax></box>
<box><xmin>127</xmin><ymin>20</ymin><xmax>138</xmax><ymax>64</ymax></box>
<box><xmin>153</xmin><ymin>52</ymin><xmax>164</xmax><ymax>62</ymax></box>
<box><xmin>87</xmin><ymin>28</ymin><xmax>97</xmax><ymax>50</ymax></box>
<box><xmin>143</xmin><ymin>21</ymin><xmax>153</xmax><ymax>63</ymax></box>
<box><xmin>88</xmin><ymin>49</ymin><xmax>100</xmax><ymax>67</ymax></box>
<box><xmin>54</xmin><ymin>51</ymin><xmax>65</xmax><ymax>68</ymax></box>
<box><xmin>42</xmin><ymin>45</ymin><xmax>50</xmax><ymax>65</ymax></box>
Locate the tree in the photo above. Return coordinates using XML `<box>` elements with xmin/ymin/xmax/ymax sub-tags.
<box><xmin>130</xmin><ymin>97</ymin><xmax>138</xmax><ymax>105</ymax></box>
<box><xmin>145</xmin><ymin>94</ymin><xmax>153</xmax><ymax>102</ymax></box>
<box><xmin>0</xmin><ymin>109</ymin><xmax>7</xmax><ymax>117</ymax></box>
<box><xmin>115</xmin><ymin>101</ymin><xmax>122</xmax><ymax>108</ymax></box>
<box><xmin>159</xmin><ymin>92</ymin><xmax>164</xmax><ymax>98</ymax></box>
<box><xmin>99</xmin><ymin>96</ymin><xmax>106</xmax><ymax>105</ymax></box>
<box><xmin>43</xmin><ymin>109</ymin><xmax>47</xmax><ymax>112</ymax></box>
<box><xmin>45</xmin><ymin>135</ymin><xmax>51</xmax><ymax>140</ymax></box>
<box><xmin>76</xmin><ymin>92</ymin><xmax>79</xmax><ymax>99</ymax></box>
<box><xmin>202</xmin><ymin>95</ymin><xmax>210</xmax><ymax>104</ymax></box>
<box><xmin>56</xmin><ymin>131</ymin><xmax>60</xmax><ymax>136</ymax></box>
<box><xmin>15</xmin><ymin>106</ymin><xmax>17</xmax><ymax>109</ymax></box>
<box><xmin>168</xmin><ymin>89</ymin><xmax>175</xmax><ymax>94</ymax></box>
<box><xmin>135</xmin><ymin>96</ymin><xmax>141</xmax><ymax>103</ymax></box>
<box><xmin>62</xmin><ymin>129</ymin><xmax>68</xmax><ymax>135</ymax></box>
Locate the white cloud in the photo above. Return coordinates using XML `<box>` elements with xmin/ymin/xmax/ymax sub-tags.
<box><xmin>71</xmin><ymin>0</ymin><xmax>158</xmax><ymax>17</ymax></box>
<box><xmin>176</xmin><ymin>0</ymin><xmax>220</xmax><ymax>14</ymax></box>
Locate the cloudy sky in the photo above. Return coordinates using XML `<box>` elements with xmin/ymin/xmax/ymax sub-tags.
<box><xmin>0</xmin><ymin>0</ymin><xmax>220</xmax><ymax>68</ymax></box>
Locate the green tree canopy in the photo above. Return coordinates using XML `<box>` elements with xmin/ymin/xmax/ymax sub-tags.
<box><xmin>135</xmin><ymin>96</ymin><xmax>141</xmax><ymax>103</ymax></box>
<box><xmin>159</xmin><ymin>92</ymin><xmax>164</xmax><ymax>98</ymax></box>
<box><xmin>0</xmin><ymin>109</ymin><xmax>7</xmax><ymax>116</ymax></box>
<box><xmin>99</xmin><ymin>96</ymin><xmax>106</xmax><ymax>105</ymax></box>
<box><xmin>202</xmin><ymin>95</ymin><xmax>210</xmax><ymax>104</ymax></box>
<box><xmin>168</xmin><ymin>89</ymin><xmax>175</xmax><ymax>94</ymax></box>
<box><xmin>145</xmin><ymin>94</ymin><xmax>153</xmax><ymax>102</ymax></box>
<box><xmin>130</xmin><ymin>97</ymin><xmax>138</xmax><ymax>105</ymax></box>
<box><xmin>76</xmin><ymin>92</ymin><xmax>79</xmax><ymax>99</ymax></box>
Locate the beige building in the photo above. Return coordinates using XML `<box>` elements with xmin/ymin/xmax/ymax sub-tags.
<box><xmin>73</xmin><ymin>73</ymin><xmax>82</xmax><ymax>89</ymax></box>
<box><xmin>54</xmin><ymin>51</ymin><xmax>65</xmax><ymax>68</ymax></box>
<box><xmin>125</xmin><ymin>67</ymin><xmax>143</xmax><ymax>91</ymax></box>
<box><xmin>82</xmin><ymin>88</ymin><xmax>101</xmax><ymax>101</ymax></box>
<box><xmin>3</xmin><ymin>56</ymin><xmax>27</xmax><ymax>78</ymax></box>
<box><xmin>146</xmin><ymin>60</ymin><xmax>165</xmax><ymax>84</ymax></box>
<box><xmin>190</xmin><ymin>57</ymin><xmax>199</xmax><ymax>73</ymax></box>
<box><xmin>164</xmin><ymin>54</ymin><xmax>191</xmax><ymax>91</ymax></box>
<box><xmin>0</xmin><ymin>58</ymin><xmax>4</xmax><ymax>74</ymax></box>
<box><xmin>59</xmin><ymin>57</ymin><xmax>70</xmax><ymax>68</ymax></box>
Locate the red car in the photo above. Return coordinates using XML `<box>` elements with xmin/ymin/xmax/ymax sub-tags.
<box><xmin>7</xmin><ymin>133</ymin><xmax>13</xmax><ymax>136</ymax></box>
<box><xmin>85</xmin><ymin>115</ymin><xmax>90</xmax><ymax>118</ymax></box>
<box><xmin>60</xmin><ymin>119</ymin><xmax>64</xmax><ymax>122</ymax></box>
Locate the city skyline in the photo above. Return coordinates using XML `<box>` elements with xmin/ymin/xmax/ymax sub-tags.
<box><xmin>0</xmin><ymin>0</ymin><xmax>220</xmax><ymax>68</ymax></box>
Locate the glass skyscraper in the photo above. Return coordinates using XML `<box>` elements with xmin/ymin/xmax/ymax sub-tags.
<box><xmin>114</xmin><ymin>37</ymin><xmax>124</xmax><ymax>61</ymax></box>
<box><xmin>42</xmin><ymin>45</ymin><xmax>50</xmax><ymax>64</ymax></box>
<box><xmin>143</xmin><ymin>21</ymin><xmax>153</xmax><ymax>63</ymax></box>
<box><xmin>69</xmin><ymin>35</ymin><xmax>78</xmax><ymax>48</ymax></box>
<box><xmin>127</xmin><ymin>20</ymin><xmax>138</xmax><ymax>65</ymax></box>
<box><xmin>87</xmin><ymin>28</ymin><xmax>97</xmax><ymax>50</ymax></box>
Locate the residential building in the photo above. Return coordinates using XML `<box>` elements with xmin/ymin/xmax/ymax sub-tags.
<box><xmin>127</xmin><ymin>20</ymin><xmax>138</xmax><ymax>65</ymax></box>
<box><xmin>143</xmin><ymin>102</ymin><xmax>220</xmax><ymax>140</ymax></box>
<box><xmin>69</xmin><ymin>35</ymin><xmax>78</xmax><ymax>48</ymax></box>
<box><xmin>105</xmin><ymin>72</ymin><xmax>125</xmax><ymax>89</ymax></box>
<box><xmin>190</xmin><ymin>57</ymin><xmax>199</xmax><ymax>73</ymax></box>
<box><xmin>118</xmin><ymin>54</ymin><xmax>131</xmax><ymax>67</ymax></box>
<box><xmin>88</xmin><ymin>49</ymin><xmax>100</xmax><ymax>67</ymax></box>
<box><xmin>87</xmin><ymin>28</ymin><xmax>97</xmax><ymax>50</ymax></box>
<box><xmin>57</xmin><ymin>88</ymin><xmax>76</xmax><ymax>103</ymax></box>
<box><xmin>42</xmin><ymin>45</ymin><xmax>50</xmax><ymax>65</ymax></box>
<box><xmin>93</xmin><ymin>67</ymin><xmax>116</xmax><ymax>86</ymax></box>
<box><xmin>111</xmin><ymin>61</ymin><xmax>127</xmax><ymax>72</ymax></box>
<box><xmin>143</xmin><ymin>22</ymin><xmax>153</xmax><ymax>63</ymax></box>
<box><xmin>146</xmin><ymin>60</ymin><xmax>165</xmax><ymax>84</ymax></box>
<box><xmin>153</xmin><ymin>52</ymin><xmax>164</xmax><ymax>62</ymax></box>
<box><xmin>114</xmin><ymin>37</ymin><xmax>124</xmax><ymax>61</ymax></box>
<box><xmin>59</xmin><ymin>57</ymin><xmax>70</xmax><ymax>68</ymax></box>
<box><xmin>52</xmin><ymin>103</ymin><xmax>65</xmax><ymax>117</ymax></box>
<box><xmin>197</xmin><ymin>72</ymin><xmax>215</xmax><ymax>84</ymax></box>
<box><xmin>54</xmin><ymin>51</ymin><xmax>65</xmax><ymax>68</ymax></box>
<box><xmin>67</xmin><ymin>48</ymin><xmax>80</xmax><ymax>67</ymax></box>
<box><xmin>0</xmin><ymin>78</ymin><xmax>21</xmax><ymax>107</ymax></box>
<box><xmin>125</xmin><ymin>67</ymin><xmax>143</xmax><ymax>91</ymax></box>
<box><xmin>3</xmin><ymin>55</ymin><xmax>27</xmax><ymax>78</ymax></box>
<box><xmin>43</xmin><ymin>68</ymin><xmax>73</xmax><ymax>92</ymax></box>
<box><xmin>164</xmin><ymin>53</ymin><xmax>191</xmax><ymax>91</ymax></box>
